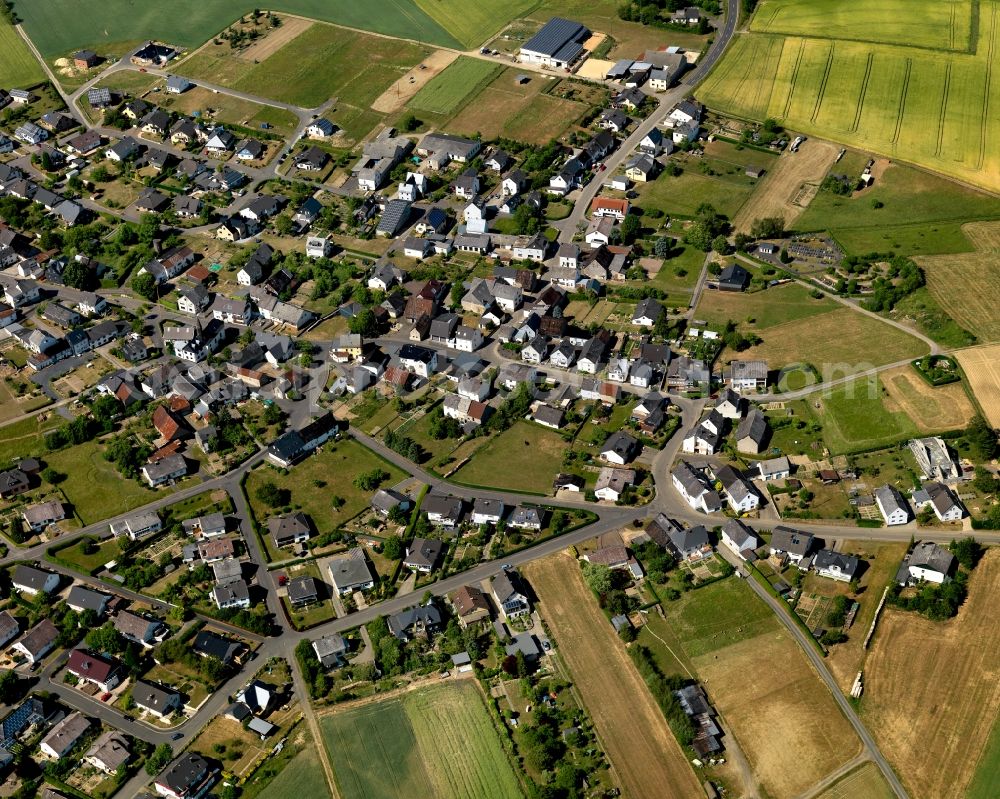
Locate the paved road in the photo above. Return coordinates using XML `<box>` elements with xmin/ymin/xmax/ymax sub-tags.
<box><xmin>739</xmin><ymin>559</ymin><xmax>910</xmax><ymax>799</ymax></box>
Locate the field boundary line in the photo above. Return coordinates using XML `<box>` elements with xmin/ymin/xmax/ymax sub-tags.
<box><xmin>891</xmin><ymin>58</ymin><xmax>912</xmax><ymax>144</ymax></box>
<box><xmin>810</xmin><ymin>42</ymin><xmax>835</xmax><ymax>123</ymax></box>
<box><xmin>935</xmin><ymin>61</ymin><xmax>952</xmax><ymax>157</ymax></box>
<box><xmin>852</xmin><ymin>52</ymin><xmax>874</xmax><ymax>133</ymax></box>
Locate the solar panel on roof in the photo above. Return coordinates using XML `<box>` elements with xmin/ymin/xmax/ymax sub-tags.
<box><xmin>522</xmin><ymin>17</ymin><xmax>588</xmax><ymax>57</ymax></box>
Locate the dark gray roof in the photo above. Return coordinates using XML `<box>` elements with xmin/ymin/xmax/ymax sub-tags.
<box><xmin>770</xmin><ymin>526</ymin><xmax>814</xmax><ymax>557</ymax></box>
<box><xmin>522</xmin><ymin>17</ymin><xmax>589</xmax><ymax>60</ymax></box>
<box><xmin>813</xmin><ymin>549</ymin><xmax>861</xmax><ymax>579</ymax></box>
<box><xmin>377</xmin><ymin>199</ymin><xmax>412</xmax><ymax>235</ymax></box>
<box><xmin>736</xmin><ymin>408</ymin><xmax>769</xmax><ymax>444</ymax></box>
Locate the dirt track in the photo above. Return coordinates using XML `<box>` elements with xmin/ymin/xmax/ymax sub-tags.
<box><xmin>371</xmin><ymin>49</ymin><xmax>458</xmax><ymax>113</ymax></box>
<box><xmin>863</xmin><ymin>550</ymin><xmax>1000</xmax><ymax>799</ymax></box>
<box><xmin>527</xmin><ymin>553</ymin><xmax>702</xmax><ymax>799</ymax></box>
<box><xmin>733</xmin><ymin>139</ymin><xmax>839</xmax><ymax>232</ymax></box>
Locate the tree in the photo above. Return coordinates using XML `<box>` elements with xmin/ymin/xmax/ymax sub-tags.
<box><xmin>60</xmin><ymin>258</ymin><xmax>92</xmax><ymax>290</ymax></box>
<box><xmin>255</xmin><ymin>481</ymin><xmax>289</xmax><ymax>507</ymax></box>
<box><xmin>145</xmin><ymin>744</ymin><xmax>173</xmax><ymax>775</ymax></box>
<box><xmin>41</xmin><ymin>467</ymin><xmax>65</xmax><ymax>484</ymax></box>
<box><xmin>966</xmin><ymin>415</ymin><xmax>998</xmax><ymax>460</ymax></box>
<box><xmin>382</xmin><ymin>535</ymin><xmax>404</xmax><ymax>560</ymax></box>
<box><xmin>348</xmin><ymin>308</ymin><xmax>378</xmax><ymax>337</ymax></box>
<box><xmin>683</xmin><ymin>220</ymin><xmax>713</xmax><ymax>251</ymax></box>
<box><xmin>620</xmin><ymin>213</ymin><xmax>640</xmax><ymax>244</ymax></box>
<box><xmin>86</xmin><ymin>622</ymin><xmax>122</xmax><ymax>654</ymax></box>
<box><xmin>131</xmin><ymin>271</ymin><xmax>157</xmax><ymax>301</ymax></box>
<box><xmin>711</xmin><ymin>234</ymin><xmax>728</xmax><ymax>254</ymax></box>
<box><xmin>0</xmin><ymin>671</ymin><xmax>23</xmax><ymax>705</ymax></box>
<box><xmin>950</xmin><ymin>537</ymin><xmax>985</xmax><ymax>570</ymax></box>
<box><xmin>582</xmin><ymin>562</ymin><xmax>612</xmax><ymax>596</ymax></box>
<box><xmin>353</xmin><ymin>468</ymin><xmax>388</xmax><ymax>491</ymax></box>
<box><xmin>653</xmin><ymin>236</ymin><xmax>672</xmax><ymax>258</ymax></box>
<box><xmin>401</xmin><ymin>113</ymin><xmax>421</xmax><ymax>132</ymax></box>
<box><xmin>750</xmin><ymin>216</ymin><xmax>784</xmax><ymax>239</ymax></box>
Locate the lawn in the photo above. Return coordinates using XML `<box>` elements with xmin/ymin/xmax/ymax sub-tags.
<box><xmin>0</xmin><ymin>414</ymin><xmax>63</xmax><ymax>467</ymax></box>
<box><xmin>408</xmin><ymin>57</ymin><xmax>500</xmax><ymax>115</ymax></box>
<box><xmin>46</xmin><ymin>441</ymin><xmax>164</xmax><ymax>525</ymax></box>
<box><xmin>654</xmin><ymin>576</ymin><xmax>780</xmax><ymax>658</ymax></box>
<box><xmin>811</xmin><ymin>376</ymin><xmax>921</xmax><ymax>454</ymax></box>
<box><xmin>18</xmin><ymin>0</ymin><xmax>460</xmax><ymax>58</ymax></box>
<box><xmin>257</xmin><ymin>745</ymin><xmax>328</xmax><ymax>799</ymax></box>
<box><xmin>650</xmin><ymin>244</ymin><xmax>704</xmax><ymax>298</ymax></box>
<box><xmin>0</xmin><ymin>17</ymin><xmax>45</xmax><ymax>89</ymax></box>
<box><xmin>246</xmin><ymin>438</ymin><xmax>406</xmax><ymax>544</ymax></box>
<box><xmin>699</xmin><ymin>1</ymin><xmax>1000</xmax><ymax>194</ymax></box>
<box><xmin>452</xmin><ymin>421</ymin><xmax>567</xmax><ymax>495</ymax></box>
<box><xmin>725</xmin><ymin>306</ymin><xmax>929</xmax><ymax>376</ymax></box>
<box><xmin>0</xmin><ymin>381</ymin><xmax>51</xmax><ymax>424</ymax></box>
<box><xmin>48</xmin><ymin>536</ymin><xmax>122</xmax><ymax>574</ymax></box>
<box><xmin>156</xmin><ymin>86</ymin><xmax>299</xmax><ymax>137</ymax></box>
<box><xmin>175</xmin><ymin>21</ymin><xmax>433</xmax><ymax>108</ymax></box>
<box><xmin>969</xmin><ymin>713</ymin><xmax>1000</xmax><ymax>799</ymax></box>
<box><xmin>796</xmin><ymin>161</ymin><xmax>1000</xmax><ymax>255</ymax></box>
<box><xmin>635</xmin><ymin>167</ymin><xmax>753</xmax><ymax>220</ymax></box>
<box><xmin>693</xmin><ymin>281</ymin><xmax>837</xmax><ymax>329</ymax></box>
<box><xmin>414</xmin><ymin>0</ymin><xmax>538</xmax><ymax>49</ymax></box>
<box><xmin>321</xmin><ymin>681</ymin><xmax>522</xmax><ymax>799</ymax></box>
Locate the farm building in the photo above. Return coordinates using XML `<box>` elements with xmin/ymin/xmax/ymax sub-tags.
<box><xmin>518</xmin><ymin>17</ymin><xmax>590</xmax><ymax>69</ymax></box>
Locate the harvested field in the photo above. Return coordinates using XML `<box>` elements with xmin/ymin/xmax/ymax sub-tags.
<box><xmin>962</xmin><ymin>219</ymin><xmax>1000</xmax><ymax>251</ymax></box>
<box><xmin>954</xmin><ymin>344</ymin><xmax>1000</xmax><ymax>427</ymax></box>
<box><xmin>863</xmin><ymin>550</ymin><xmax>1000</xmax><ymax>799</ymax></box>
<box><xmin>372</xmin><ymin>49</ymin><xmax>458</xmax><ymax>113</ymax></box>
<box><xmin>724</xmin><ymin>306</ymin><xmax>929</xmax><ymax>373</ymax></box>
<box><xmin>814</xmin><ymin>762</ymin><xmax>895</xmax><ymax>799</ymax></box>
<box><xmin>880</xmin><ymin>365</ymin><xmax>976</xmax><ymax>431</ymax></box>
<box><xmin>527</xmin><ymin>553</ymin><xmax>702</xmax><ymax>799</ymax></box>
<box><xmin>694</xmin><ymin>630</ymin><xmax>862</xmax><ymax>798</ymax></box>
<box><xmin>919</xmin><ymin>252</ymin><xmax>1000</xmax><ymax>343</ymax></box>
<box><xmin>732</xmin><ymin>139</ymin><xmax>840</xmax><ymax>232</ymax></box>
<box><xmin>236</xmin><ymin>15</ymin><xmax>312</xmax><ymax>61</ymax></box>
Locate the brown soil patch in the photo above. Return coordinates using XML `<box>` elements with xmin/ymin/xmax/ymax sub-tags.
<box><xmin>527</xmin><ymin>553</ymin><xmax>702</xmax><ymax>799</ymax></box>
<box><xmin>237</xmin><ymin>16</ymin><xmax>312</xmax><ymax>62</ymax></box>
<box><xmin>733</xmin><ymin>139</ymin><xmax>839</xmax><ymax>233</ymax></box>
<box><xmin>862</xmin><ymin>550</ymin><xmax>1000</xmax><ymax>799</ymax></box>
<box><xmin>693</xmin><ymin>630</ymin><xmax>861</xmax><ymax>798</ymax></box>
<box><xmin>371</xmin><ymin>49</ymin><xmax>458</xmax><ymax>113</ymax></box>
<box><xmin>582</xmin><ymin>33</ymin><xmax>606</xmax><ymax>51</ymax></box>
<box><xmin>576</xmin><ymin>57</ymin><xmax>615</xmax><ymax>80</ymax></box>
<box><xmin>880</xmin><ymin>365</ymin><xmax>976</xmax><ymax>432</ymax></box>
<box><xmin>954</xmin><ymin>344</ymin><xmax>1000</xmax><ymax>427</ymax></box>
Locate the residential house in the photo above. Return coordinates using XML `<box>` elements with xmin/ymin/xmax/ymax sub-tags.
<box><xmin>682</xmin><ymin>409</ymin><xmax>724</xmax><ymax>455</ymax></box>
<box><xmin>154</xmin><ymin>752</ymin><xmax>217</xmax><ymax>799</ymax></box>
<box><xmin>625</xmin><ymin>153</ymin><xmax>657</xmax><ymax>182</ymax></box>
<box><xmin>715</xmin><ymin>465</ymin><xmax>759</xmax><ymax>513</ymax></box>
<box><xmin>912</xmin><ymin>481</ymin><xmax>965</xmax><ymax>522</ymax></box>
<box><xmin>84</xmin><ymin>731</ymin><xmax>131</xmax><ymax>774</ymax></box>
<box><xmin>471</xmin><ymin>498</ymin><xmax>504</xmax><ymax>526</ymax></box>
<box><xmin>22</xmin><ymin>500</ymin><xmax>65</xmax><ymax>532</ymax></box>
<box><xmin>268</xmin><ymin>513</ymin><xmax>312</xmax><ymax>549</ymax></box>
<box><xmin>66</xmin><ymin>649</ymin><xmax>122</xmax><ymax>692</ymax></box>
<box><xmin>757</xmin><ymin>456</ymin><xmax>791</xmax><ymax>481</ymax></box>
<box><xmin>718</xmin><ymin>263</ymin><xmax>750</xmax><ymax>291</ymax></box>
<box><xmin>594</xmin><ymin>467</ymin><xmax>636</xmax><ymax>502</ymax></box>
<box><xmin>387</xmin><ymin>603</ymin><xmax>442</xmax><ymax>640</ymax></box>
<box><xmin>632</xmin><ymin>297</ymin><xmax>663</xmax><ymax>327</ymax></box>
<box><xmin>666</xmin><ymin>524</ymin><xmax>712</xmax><ymax>562</ymax></box>
<box><xmin>212</xmin><ymin>580</ymin><xmax>250</xmax><ymax>610</ymax></box>
<box><xmin>404</xmin><ymin>538</ymin><xmax>444</xmax><ymax>573</ymax></box>
<box><xmin>735</xmin><ymin>408</ymin><xmax>769</xmax><ymax>454</ymax></box>
<box><xmin>769</xmin><ymin>526</ymin><xmax>815</xmax><ymax>565</ymax></box>
<box><xmin>814</xmin><ymin>549</ymin><xmax>861</xmax><ymax>582</ymax></box>
<box><xmin>109</xmin><ymin>511</ymin><xmax>162</xmax><ymax>541</ymax></box>
<box><xmin>728</xmin><ymin>360</ymin><xmax>768</xmax><ymax>393</ymax></box>
<box><xmin>874</xmin><ymin>484</ymin><xmax>910</xmax><ymax>526</ymax></box>
<box><xmin>114</xmin><ymin>611</ymin><xmax>162</xmax><ymax>646</ymax></box>
<box><xmin>908</xmin><ymin>436</ymin><xmax>961</xmax><ymax>482</ymax></box>
<box><xmin>601</xmin><ymin>431</ymin><xmax>640</xmax><ymax>465</ymax></box>
<box><xmin>40</xmin><ymin>713</ymin><xmax>90</xmax><ymax>760</ymax></box>
<box><xmin>312</xmin><ymin>634</ymin><xmax>349</xmax><ymax>669</ymax></box>
<box><xmin>721</xmin><ymin>519</ymin><xmax>761</xmax><ymax>560</ymax></box>
<box><xmin>491</xmin><ymin>570</ymin><xmax>530</xmax><ymax>620</ymax></box>
<box><xmin>12</xmin><ymin>565</ymin><xmax>59</xmax><ymax>596</ymax></box>
<box><xmin>451</xmin><ymin>585</ymin><xmax>491</xmax><ymax>628</ymax></box>
<box><xmin>141</xmin><ymin>453</ymin><xmax>187</xmax><ymax>487</ymax></box>
<box><xmin>672</xmin><ymin>461</ymin><xmax>722</xmax><ymax>513</ymax></box>
<box><xmin>13</xmin><ymin>619</ymin><xmax>58</xmax><ymax>663</ymax></box>
<box><xmin>328</xmin><ymin>549</ymin><xmax>376</xmax><ymax>595</ymax></box>
<box><xmin>422</xmin><ymin>494</ymin><xmax>464</xmax><ymax>528</ymax></box>
<box><xmin>897</xmin><ymin>541</ymin><xmax>956</xmax><ymax>585</ymax></box>
<box><xmin>65</xmin><ymin>585</ymin><xmax>110</xmax><ymax>616</ymax></box>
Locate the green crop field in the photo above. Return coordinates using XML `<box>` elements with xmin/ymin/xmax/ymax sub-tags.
<box><xmin>414</xmin><ymin>0</ymin><xmax>538</xmax><ymax>49</ymax></box>
<box><xmin>322</xmin><ymin>681</ymin><xmax>523</xmax><ymax>799</ymax></box>
<box><xmin>258</xmin><ymin>746</ymin><xmax>328</xmax><ymax>799</ymax></box>
<box><xmin>0</xmin><ymin>17</ymin><xmax>44</xmax><ymax>89</ymax></box>
<box><xmin>409</xmin><ymin>57</ymin><xmax>501</xmax><ymax>115</ymax></box>
<box><xmin>15</xmin><ymin>0</ymin><xmax>460</xmax><ymax>57</ymax></box>
<box><xmin>177</xmin><ymin>22</ymin><xmax>431</xmax><ymax>109</ymax></box>
<box><xmin>750</xmin><ymin>0</ymin><xmax>974</xmax><ymax>50</ymax></box>
<box><xmin>700</xmin><ymin>0</ymin><xmax>1000</xmax><ymax>194</ymax></box>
